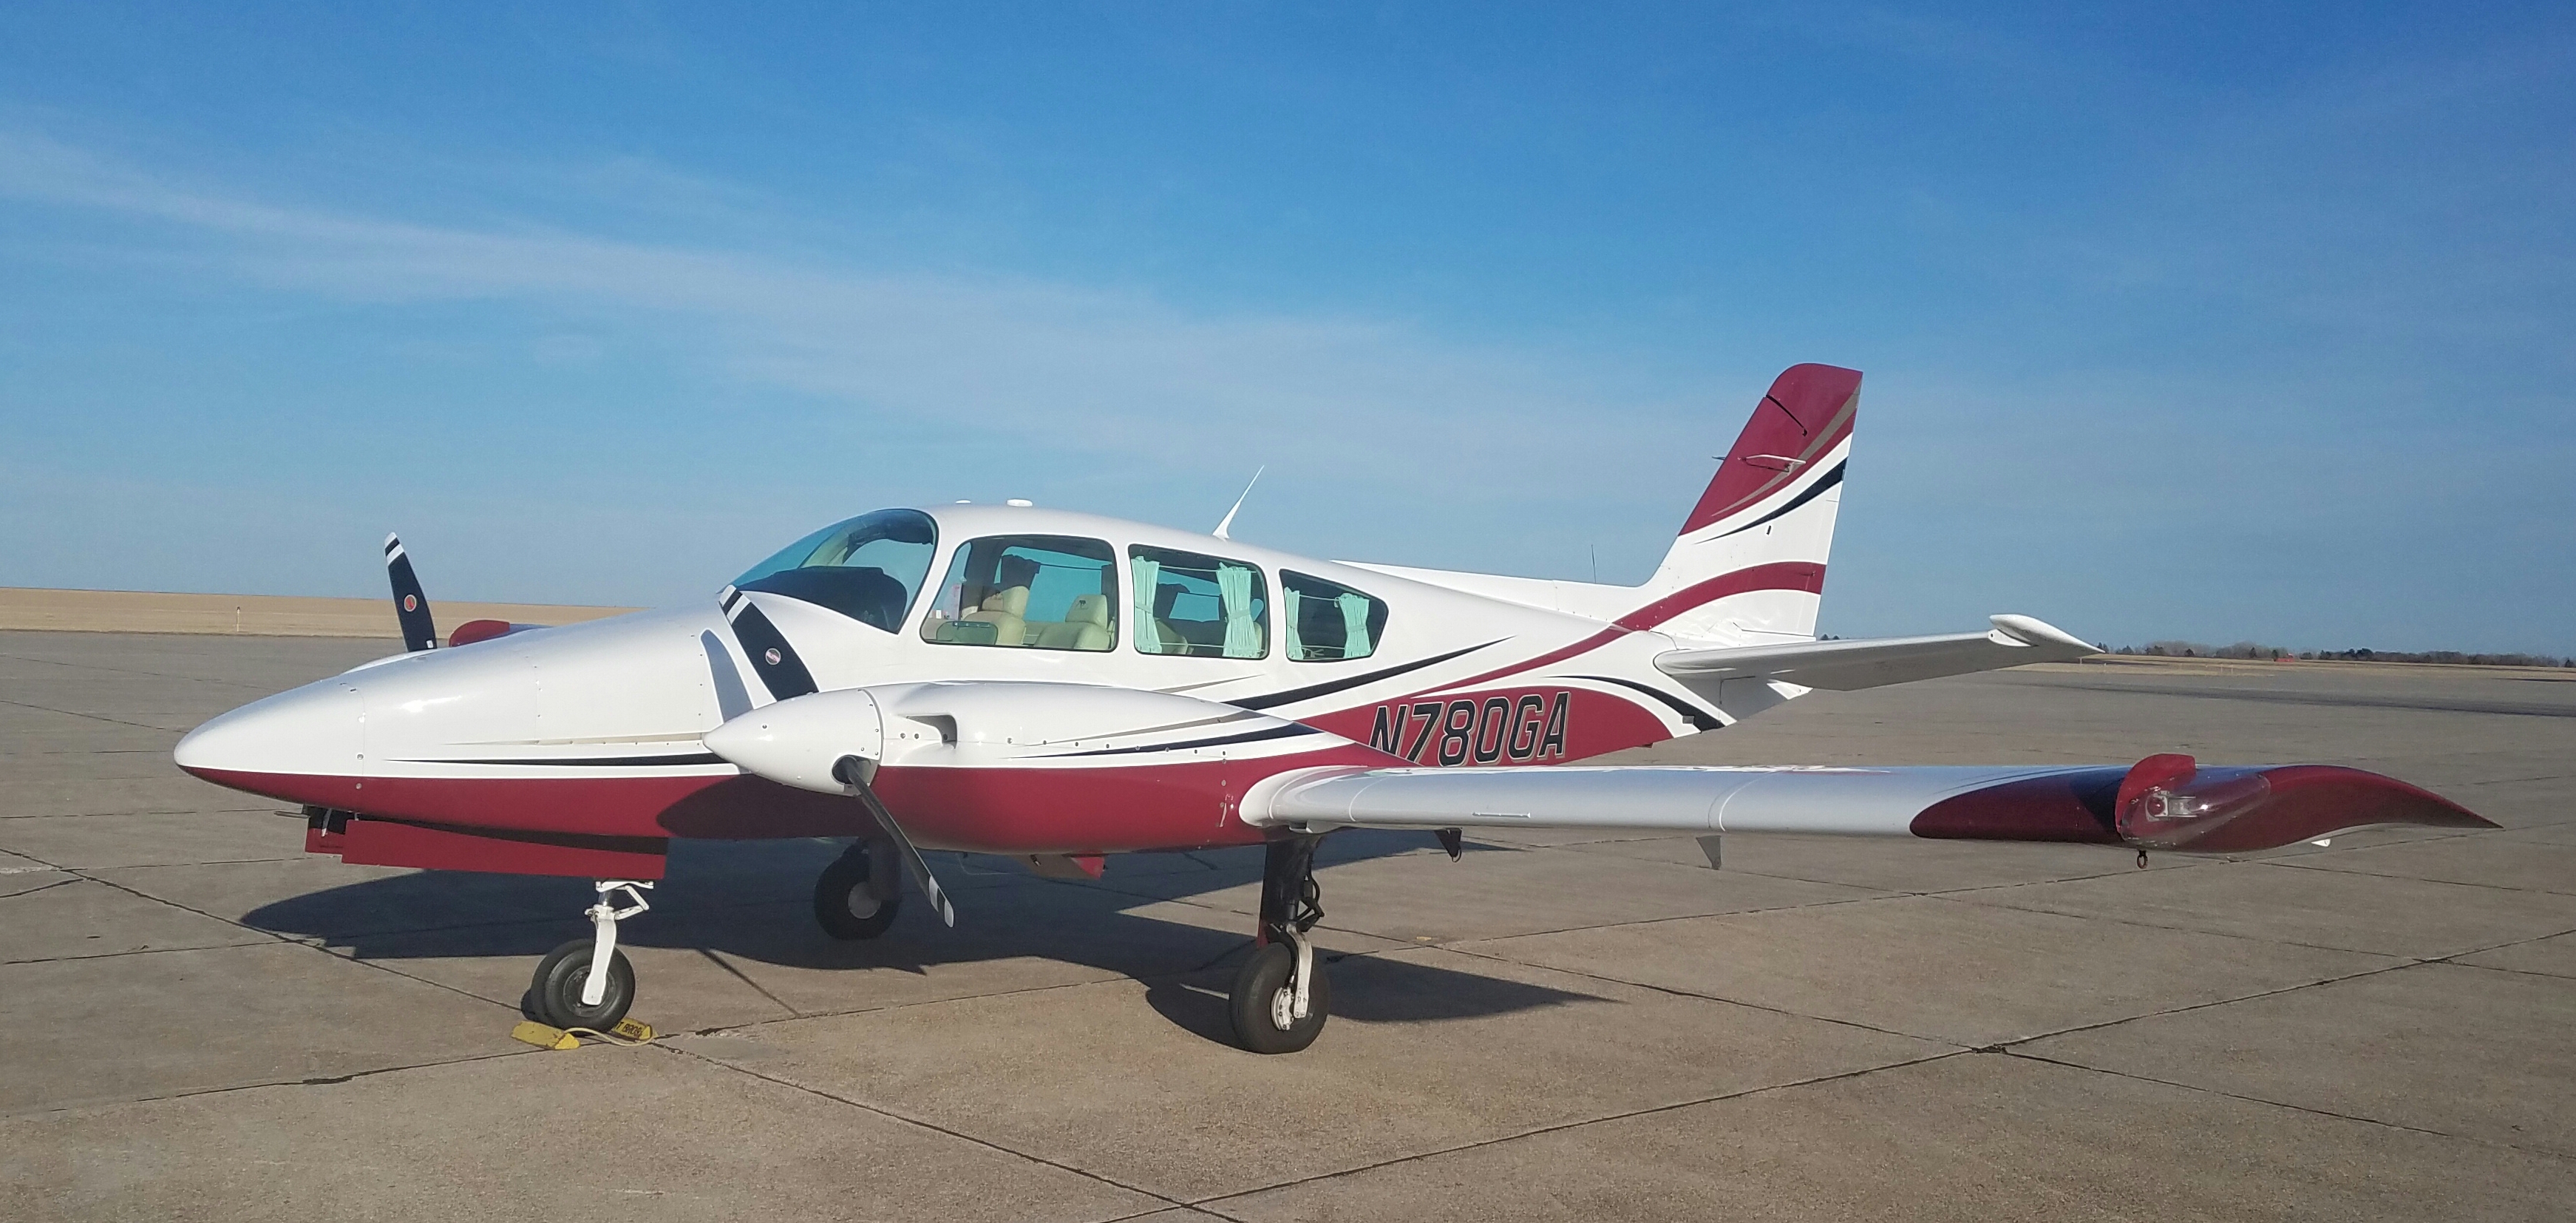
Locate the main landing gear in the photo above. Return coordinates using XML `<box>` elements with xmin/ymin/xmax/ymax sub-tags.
<box><xmin>1230</xmin><ymin>834</ymin><xmax>1331</xmax><ymax>1054</ymax></box>
<box><xmin>814</xmin><ymin>837</ymin><xmax>902</xmax><ymax>941</ymax></box>
<box><xmin>528</xmin><ymin>880</ymin><xmax>652</xmax><ymax>1031</ymax></box>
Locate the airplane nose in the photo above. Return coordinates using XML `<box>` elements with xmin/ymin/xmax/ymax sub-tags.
<box><xmin>174</xmin><ymin>679</ymin><xmax>366</xmax><ymax>801</ymax></box>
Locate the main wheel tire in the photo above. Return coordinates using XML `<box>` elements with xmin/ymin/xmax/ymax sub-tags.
<box><xmin>815</xmin><ymin>850</ymin><xmax>900</xmax><ymax>941</ymax></box>
<box><xmin>529</xmin><ymin>938</ymin><xmax>635</xmax><ymax>1031</ymax></box>
<box><xmin>1227</xmin><ymin>941</ymin><xmax>1331</xmax><ymax>1054</ymax></box>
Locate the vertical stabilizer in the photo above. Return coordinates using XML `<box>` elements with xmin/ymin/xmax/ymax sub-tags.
<box><xmin>1622</xmin><ymin>364</ymin><xmax>1859</xmax><ymax>643</ymax></box>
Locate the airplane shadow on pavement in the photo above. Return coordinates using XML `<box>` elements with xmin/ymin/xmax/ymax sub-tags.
<box><xmin>241</xmin><ymin>828</ymin><xmax>1596</xmax><ymax>1043</ymax></box>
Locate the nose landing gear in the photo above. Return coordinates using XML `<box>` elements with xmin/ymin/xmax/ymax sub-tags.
<box><xmin>815</xmin><ymin>838</ymin><xmax>902</xmax><ymax>940</ymax></box>
<box><xmin>1229</xmin><ymin>834</ymin><xmax>1331</xmax><ymax>1054</ymax></box>
<box><xmin>527</xmin><ymin>880</ymin><xmax>652</xmax><ymax>1031</ymax></box>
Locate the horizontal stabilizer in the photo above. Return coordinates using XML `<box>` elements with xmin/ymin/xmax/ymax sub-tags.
<box><xmin>1243</xmin><ymin>755</ymin><xmax>2491</xmax><ymax>855</ymax></box>
<box><xmin>1655</xmin><ymin>614</ymin><xmax>2096</xmax><ymax>690</ymax></box>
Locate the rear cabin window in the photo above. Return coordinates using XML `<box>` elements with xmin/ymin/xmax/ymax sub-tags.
<box><xmin>1130</xmin><ymin>546</ymin><xmax>1268</xmax><ymax>659</ymax></box>
<box><xmin>1281</xmin><ymin>572</ymin><xmax>1388</xmax><ymax>663</ymax></box>
<box><xmin>920</xmin><ymin>535</ymin><xmax>1117</xmax><ymax>651</ymax></box>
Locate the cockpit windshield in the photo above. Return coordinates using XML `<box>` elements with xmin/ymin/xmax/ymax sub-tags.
<box><xmin>732</xmin><ymin>509</ymin><xmax>938</xmax><ymax>633</ymax></box>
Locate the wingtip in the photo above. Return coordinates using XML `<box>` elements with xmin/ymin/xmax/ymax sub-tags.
<box><xmin>1989</xmin><ymin>614</ymin><xmax>2096</xmax><ymax>654</ymax></box>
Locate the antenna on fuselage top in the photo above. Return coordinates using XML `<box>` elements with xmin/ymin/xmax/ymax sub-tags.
<box><xmin>1212</xmin><ymin>466</ymin><xmax>1265</xmax><ymax>541</ymax></box>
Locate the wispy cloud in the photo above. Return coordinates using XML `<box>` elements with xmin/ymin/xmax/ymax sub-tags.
<box><xmin>0</xmin><ymin>128</ymin><xmax>1690</xmax><ymax>492</ymax></box>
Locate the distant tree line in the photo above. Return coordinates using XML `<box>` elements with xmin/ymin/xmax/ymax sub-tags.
<box><xmin>2111</xmin><ymin>641</ymin><xmax>2574</xmax><ymax>668</ymax></box>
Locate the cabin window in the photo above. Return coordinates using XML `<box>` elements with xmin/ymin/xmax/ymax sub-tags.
<box><xmin>919</xmin><ymin>535</ymin><xmax>1117</xmax><ymax>651</ymax></box>
<box><xmin>1281</xmin><ymin>572</ymin><xmax>1387</xmax><ymax>662</ymax></box>
<box><xmin>730</xmin><ymin>509</ymin><xmax>938</xmax><ymax>633</ymax></box>
<box><xmin>1129</xmin><ymin>546</ymin><xmax>1268</xmax><ymax>659</ymax></box>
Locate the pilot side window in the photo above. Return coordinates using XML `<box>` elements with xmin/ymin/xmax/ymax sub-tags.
<box><xmin>730</xmin><ymin>508</ymin><xmax>938</xmax><ymax>634</ymax></box>
<box><xmin>919</xmin><ymin>535</ymin><xmax>1117</xmax><ymax>651</ymax></box>
<box><xmin>1130</xmin><ymin>546</ymin><xmax>1267</xmax><ymax>659</ymax></box>
<box><xmin>1281</xmin><ymin>572</ymin><xmax>1388</xmax><ymax>663</ymax></box>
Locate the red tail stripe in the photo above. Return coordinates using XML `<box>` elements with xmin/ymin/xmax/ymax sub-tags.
<box><xmin>1616</xmin><ymin>561</ymin><xmax>1825</xmax><ymax>631</ymax></box>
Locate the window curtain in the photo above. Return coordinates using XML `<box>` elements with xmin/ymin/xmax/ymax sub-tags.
<box><xmin>1336</xmin><ymin>592</ymin><xmax>1373</xmax><ymax>659</ymax></box>
<box><xmin>1217</xmin><ymin>563</ymin><xmax>1260</xmax><ymax>658</ymax></box>
<box><xmin>1279</xmin><ymin>586</ymin><xmax>1304</xmax><ymax>660</ymax></box>
<box><xmin>1130</xmin><ymin>556</ymin><xmax>1163</xmax><ymax>653</ymax></box>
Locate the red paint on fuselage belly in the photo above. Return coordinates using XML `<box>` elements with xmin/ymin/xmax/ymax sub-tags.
<box><xmin>188</xmin><ymin>742</ymin><xmax>1407</xmax><ymax>854</ymax></box>
<box><xmin>1302</xmin><ymin>687</ymin><xmax>1676</xmax><ymax>767</ymax></box>
<box><xmin>182</xmin><ymin>766</ymin><xmax>883</xmax><ymax>840</ymax></box>
<box><xmin>871</xmin><ymin>742</ymin><xmax>1401</xmax><ymax>854</ymax></box>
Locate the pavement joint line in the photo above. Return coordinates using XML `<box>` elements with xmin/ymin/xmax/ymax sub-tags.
<box><xmin>22</xmin><ymin>848</ymin><xmax>531</xmax><ymax>1015</ymax></box>
<box><xmin>0</xmin><ymin>1047</ymin><xmax>540</xmax><ymax>1123</ymax></box>
<box><xmin>1994</xmin><ymin>1047</ymin><xmax>2576</xmax><ymax>1165</ymax></box>
<box><xmin>4</xmin><ymin>935</ymin><xmax>279</xmax><ymax>966</ymax></box>
<box><xmin>0</xmin><ymin>697</ymin><xmax>192</xmax><ymax>734</ymax></box>
<box><xmin>1186</xmin><ymin>1047</ymin><xmax>1979</xmax><ymax>1212</ymax></box>
<box><xmin>1455</xmin><ymin>907</ymin><xmax>2544</xmax><ymax>1054</ymax></box>
<box><xmin>0</xmin><ymin>876</ymin><xmax>81</xmax><ymax>902</ymax></box>
<box><xmin>2266</xmin><ymin>857</ymin><xmax>2574</xmax><ymax>897</ymax></box>
<box><xmin>2439</xmin><ymin>958</ymin><xmax>2576</xmax><ymax>983</ymax></box>
<box><xmin>682</xmin><ymin>967</ymin><xmax>1161</xmax><ymax>1038</ymax></box>
<box><xmin>1283</xmin><ymin>875</ymin><xmax>1944</xmax><ymax>953</ymax></box>
<box><xmin>1987</xmin><ymin>951</ymin><xmax>2509</xmax><ymax>1052</ymax></box>
<box><xmin>1911</xmin><ymin>889</ymin><xmax>2442</xmax><ymax>960</ymax></box>
<box><xmin>2002</xmin><ymin>680</ymin><xmax>2576</xmax><ymax>719</ymax></box>
<box><xmin>0</xmin><ymin>807</ymin><xmax>284</xmax><ymax>821</ymax></box>
<box><xmin>657</xmin><ymin>1041</ymin><xmax>1196</xmax><ymax>1213</ymax></box>
<box><xmin>0</xmin><ymin>650</ymin><xmax>302</xmax><ymax>691</ymax></box>
<box><xmin>1922</xmin><ymin>871</ymin><xmax>2573</xmax><ymax>960</ymax></box>
<box><xmin>0</xmin><ymin>813</ymin><xmax>283</xmax><ymax>824</ymax></box>
<box><xmin>1433</xmin><ymin>938</ymin><xmax>1951</xmax><ymax>1047</ymax></box>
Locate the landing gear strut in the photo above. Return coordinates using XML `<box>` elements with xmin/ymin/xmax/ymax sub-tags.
<box><xmin>815</xmin><ymin>837</ymin><xmax>902</xmax><ymax>940</ymax></box>
<box><xmin>1229</xmin><ymin>834</ymin><xmax>1331</xmax><ymax>1054</ymax></box>
<box><xmin>528</xmin><ymin>880</ymin><xmax>651</xmax><ymax>1030</ymax></box>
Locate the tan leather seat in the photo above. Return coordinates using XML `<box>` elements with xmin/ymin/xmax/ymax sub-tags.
<box><xmin>961</xmin><ymin>586</ymin><xmax>1029</xmax><ymax>646</ymax></box>
<box><xmin>1035</xmin><ymin>593</ymin><xmax>1112</xmax><ymax>651</ymax></box>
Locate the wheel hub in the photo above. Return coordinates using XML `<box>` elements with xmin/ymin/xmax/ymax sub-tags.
<box><xmin>1269</xmin><ymin>985</ymin><xmax>1297</xmax><ymax>1031</ymax></box>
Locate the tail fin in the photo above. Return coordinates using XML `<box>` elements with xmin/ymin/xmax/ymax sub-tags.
<box><xmin>1624</xmin><ymin>364</ymin><xmax>1859</xmax><ymax>642</ymax></box>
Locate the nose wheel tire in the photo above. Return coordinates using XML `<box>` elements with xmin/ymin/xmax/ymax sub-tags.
<box><xmin>1228</xmin><ymin>941</ymin><xmax>1331</xmax><ymax>1054</ymax></box>
<box><xmin>815</xmin><ymin>846</ymin><xmax>900</xmax><ymax>940</ymax></box>
<box><xmin>528</xmin><ymin>937</ymin><xmax>635</xmax><ymax>1031</ymax></box>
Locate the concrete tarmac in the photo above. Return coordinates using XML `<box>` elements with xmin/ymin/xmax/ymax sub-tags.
<box><xmin>1</xmin><ymin>631</ymin><xmax>2569</xmax><ymax>1220</ymax></box>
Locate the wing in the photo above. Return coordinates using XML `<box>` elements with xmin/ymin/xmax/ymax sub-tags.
<box><xmin>1243</xmin><ymin>753</ymin><xmax>2491</xmax><ymax>855</ymax></box>
<box><xmin>1656</xmin><ymin>614</ymin><xmax>2096</xmax><ymax>691</ymax></box>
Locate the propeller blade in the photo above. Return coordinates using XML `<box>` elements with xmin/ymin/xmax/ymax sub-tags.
<box><xmin>719</xmin><ymin>585</ymin><xmax>819</xmax><ymax>701</ymax></box>
<box><xmin>835</xmin><ymin>755</ymin><xmax>955</xmax><ymax>927</ymax></box>
<box><xmin>384</xmin><ymin>533</ymin><xmax>438</xmax><ymax>653</ymax></box>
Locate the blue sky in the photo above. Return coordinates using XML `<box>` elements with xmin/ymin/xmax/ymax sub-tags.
<box><xmin>1</xmin><ymin>2</ymin><xmax>2569</xmax><ymax>653</ymax></box>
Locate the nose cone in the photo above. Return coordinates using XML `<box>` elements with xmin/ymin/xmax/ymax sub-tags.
<box><xmin>174</xmin><ymin>680</ymin><xmax>366</xmax><ymax>806</ymax></box>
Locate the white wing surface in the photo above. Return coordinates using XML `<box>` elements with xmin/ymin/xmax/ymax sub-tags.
<box><xmin>1655</xmin><ymin>614</ymin><xmax>2096</xmax><ymax>691</ymax></box>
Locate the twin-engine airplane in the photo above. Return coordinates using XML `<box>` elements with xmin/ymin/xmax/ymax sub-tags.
<box><xmin>174</xmin><ymin>364</ymin><xmax>2490</xmax><ymax>1052</ymax></box>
